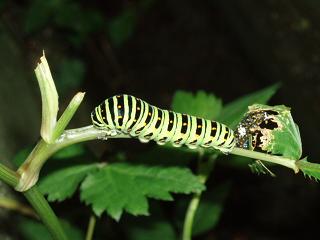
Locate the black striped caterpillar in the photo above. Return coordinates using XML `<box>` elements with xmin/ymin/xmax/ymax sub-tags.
<box><xmin>91</xmin><ymin>94</ymin><xmax>235</xmax><ymax>154</ymax></box>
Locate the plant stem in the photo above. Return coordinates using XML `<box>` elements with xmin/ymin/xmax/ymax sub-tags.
<box><xmin>51</xmin><ymin>92</ymin><xmax>85</xmax><ymax>142</ymax></box>
<box><xmin>231</xmin><ymin>147</ymin><xmax>299</xmax><ymax>173</ymax></box>
<box><xmin>0</xmin><ymin>163</ymin><xmax>19</xmax><ymax>187</ymax></box>
<box><xmin>0</xmin><ymin>163</ymin><xmax>68</xmax><ymax>240</ymax></box>
<box><xmin>24</xmin><ymin>187</ymin><xmax>68</xmax><ymax>240</ymax></box>
<box><xmin>296</xmin><ymin>159</ymin><xmax>320</xmax><ymax>173</ymax></box>
<box><xmin>16</xmin><ymin>125</ymin><xmax>130</xmax><ymax>192</ymax></box>
<box><xmin>85</xmin><ymin>215</ymin><xmax>96</xmax><ymax>240</ymax></box>
<box><xmin>182</xmin><ymin>152</ymin><xmax>216</xmax><ymax>240</ymax></box>
<box><xmin>16</xmin><ymin>139</ymin><xmax>58</xmax><ymax>191</ymax></box>
<box><xmin>182</xmin><ymin>192</ymin><xmax>202</xmax><ymax>240</ymax></box>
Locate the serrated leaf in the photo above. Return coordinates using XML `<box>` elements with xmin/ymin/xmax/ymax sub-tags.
<box><xmin>192</xmin><ymin>183</ymin><xmax>230</xmax><ymax>236</ymax></box>
<box><xmin>19</xmin><ymin>218</ymin><xmax>83</xmax><ymax>240</ymax></box>
<box><xmin>80</xmin><ymin>163</ymin><xmax>205</xmax><ymax>220</ymax></box>
<box><xmin>171</xmin><ymin>90</ymin><xmax>222</xmax><ymax>119</ymax></box>
<box><xmin>38</xmin><ymin>164</ymin><xmax>98</xmax><ymax>201</ymax></box>
<box><xmin>297</xmin><ymin>158</ymin><xmax>320</xmax><ymax>181</ymax></box>
<box><xmin>218</xmin><ymin>84</ymin><xmax>280</xmax><ymax>128</ymax></box>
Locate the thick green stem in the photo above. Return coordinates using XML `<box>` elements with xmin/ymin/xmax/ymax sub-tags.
<box><xmin>0</xmin><ymin>163</ymin><xmax>68</xmax><ymax>240</ymax></box>
<box><xmin>16</xmin><ymin>139</ymin><xmax>57</xmax><ymax>192</ymax></box>
<box><xmin>0</xmin><ymin>163</ymin><xmax>19</xmax><ymax>187</ymax></box>
<box><xmin>24</xmin><ymin>187</ymin><xmax>68</xmax><ymax>240</ymax></box>
<box><xmin>85</xmin><ymin>215</ymin><xmax>96</xmax><ymax>240</ymax></box>
<box><xmin>16</xmin><ymin>126</ymin><xmax>129</xmax><ymax>192</ymax></box>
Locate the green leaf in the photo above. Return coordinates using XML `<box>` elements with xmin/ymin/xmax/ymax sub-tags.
<box><xmin>19</xmin><ymin>218</ymin><xmax>83</xmax><ymax>240</ymax></box>
<box><xmin>269</xmin><ymin>106</ymin><xmax>302</xmax><ymax>159</ymax></box>
<box><xmin>236</xmin><ymin>104</ymin><xmax>302</xmax><ymax>159</ymax></box>
<box><xmin>218</xmin><ymin>84</ymin><xmax>280</xmax><ymax>128</ymax></box>
<box><xmin>171</xmin><ymin>90</ymin><xmax>222</xmax><ymax>119</ymax></box>
<box><xmin>38</xmin><ymin>164</ymin><xmax>98</xmax><ymax>201</ymax></box>
<box><xmin>192</xmin><ymin>183</ymin><xmax>230</xmax><ymax>236</ymax></box>
<box><xmin>80</xmin><ymin>163</ymin><xmax>205</xmax><ymax>220</ymax></box>
<box><xmin>297</xmin><ymin>158</ymin><xmax>320</xmax><ymax>181</ymax></box>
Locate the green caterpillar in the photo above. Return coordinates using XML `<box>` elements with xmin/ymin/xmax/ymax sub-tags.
<box><xmin>91</xmin><ymin>94</ymin><xmax>235</xmax><ymax>154</ymax></box>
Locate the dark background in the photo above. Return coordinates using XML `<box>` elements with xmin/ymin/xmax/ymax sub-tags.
<box><xmin>1</xmin><ymin>0</ymin><xmax>320</xmax><ymax>239</ymax></box>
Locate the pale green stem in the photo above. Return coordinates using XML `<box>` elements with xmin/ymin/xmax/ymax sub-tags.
<box><xmin>231</xmin><ymin>147</ymin><xmax>299</xmax><ymax>173</ymax></box>
<box><xmin>85</xmin><ymin>215</ymin><xmax>96</xmax><ymax>240</ymax></box>
<box><xmin>51</xmin><ymin>92</ymin><xmax>85</xmax><ymax>142</ymax></box>
<box><xmin>16</xmin><ymin>126</ymin><xmax>130</xmax><ymax>192</ymax></box>
<box><xmin>182</xmin><ymin>194</ymin><xmax>201</xmax><ymax>240</ymax></box>
<box><xmin>182</xmin><ymin>152</ymin><xmax>216</xmax><ymax>240</ymax></box>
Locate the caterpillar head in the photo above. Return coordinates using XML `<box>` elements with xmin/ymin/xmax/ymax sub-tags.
<box><xmin>91</xmin><ymin>103</ymin><xmax>111</xmax><ymax>130</ymax></box>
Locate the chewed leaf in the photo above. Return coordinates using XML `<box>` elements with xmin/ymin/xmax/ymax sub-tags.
<box><xmin>235</xmin><ymin>104</ymin><xmax>302</xmax><ymax>160</ymax></box>
<box><xmin>80</xmin><ymin>163</ymin><xmax>205</xmax><ymax>221</ymax></box>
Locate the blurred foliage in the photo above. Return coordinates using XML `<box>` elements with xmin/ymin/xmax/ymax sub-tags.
<box><xmin>56</xmin><ymin>58</ymin><xmax>85</xmax><ymax>94</ymax></box>
<box><xmin>123</xmin><ymin>203</ymin><xmax>177</xmax><ymax>240</ymax></box>
<box><xmin>23</xmin><ymin>0</ymin><xmax>156</xmax><ymax>47</ymax></box>
<box><xmin>24</xmin><ymin>0</ymin><xmax>104</xmax><ymax>45</ymax></box>
<box><xmin>218</xmin><ymin>84</ymin><xmax>280</xmax><ymax>129</ymax></box>
<box><xmin>18</xmin><ymin>218</ymin><xmax>83</xmax><ymax>240</ymax></box>
<box><xmin>107</xmin><ymin>0</ymin><xmax>156</xmax><ymax>47</ymax></box>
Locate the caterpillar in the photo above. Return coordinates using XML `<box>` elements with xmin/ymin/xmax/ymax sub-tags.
<box><xmin>91</xmin><ymin>94</ymin><xmax>235</xmax><ymax>154</ymax></box>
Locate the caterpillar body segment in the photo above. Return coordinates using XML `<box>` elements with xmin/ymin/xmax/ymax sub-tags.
<box><xmin>91</xmin><ymin>94</ymin><xmax>235</xmax><ymax>154</ymax></box>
